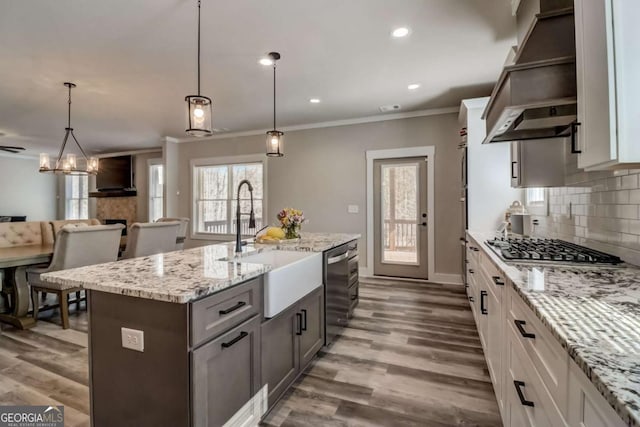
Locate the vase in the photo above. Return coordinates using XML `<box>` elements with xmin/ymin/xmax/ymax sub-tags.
<box><xmin>283</xmin><ymin>226</ymin><xmax>300</xmax><ymax>240</ymax></box>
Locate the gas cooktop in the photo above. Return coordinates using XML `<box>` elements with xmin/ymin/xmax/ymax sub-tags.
<box><xmin>486</xmin><ymin>238</ymin><xmax>622</xmax><ymax>265</ymax></box>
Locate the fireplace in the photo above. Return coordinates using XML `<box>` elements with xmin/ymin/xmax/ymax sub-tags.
<box><xmin>105</xmin><ymin>219</ymin><xmax>127</xmax><ymax>236</ymax></box>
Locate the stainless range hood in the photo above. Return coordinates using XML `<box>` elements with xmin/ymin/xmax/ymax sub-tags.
<box><xmin>482</xmin><ymin>4</ymin><xmax>577</xmax><ymax>144</ymax></box>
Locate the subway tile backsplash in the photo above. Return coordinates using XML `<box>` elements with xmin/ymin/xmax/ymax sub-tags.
<box><xmin>530</xmin><ymin>144</ymin><xmax>640</xmax><ymax>266</ymax></box>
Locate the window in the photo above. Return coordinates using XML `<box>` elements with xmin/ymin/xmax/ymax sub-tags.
<box><xmin>65</xmin><ymin>175</ymin><xmax>89</xmax><ymax>220</ymax></box>
<box><xmin>148</xmin><ymin>162</ymin><xmax>164</xmax><ymax>222</ymax></box>
<box><xmin>193</xmin><ymin>158</ymin><xmax>264</xmax><ymax>237</ymax></box>
<box><xmin>526</xmin><ymin>188</ymin><xmax>545</xmax><ymax>205</ymax></box>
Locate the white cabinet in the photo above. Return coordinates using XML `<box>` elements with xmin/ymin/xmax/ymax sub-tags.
<box><xmin>575</xmin><ymin>0</ymin><xmax>640</xmax><ymax>170</ymax></box>
<box><xmin>566</xmin><ymin>362</ymin><xmax>626</xmax><ymax>427</ymax></box>
<box><xmin>466</xmin><ymin>234</ymin><xmax>627</xmax><ymax>427</ymax></box>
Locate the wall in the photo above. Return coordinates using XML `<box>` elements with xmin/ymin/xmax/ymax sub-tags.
<box><xmin>0</xmin><ymin>155</ymin><xmax>57</xmax><ymax>221</ymax></box>
<box><xmin>531</xmin><ymin>143</ymin><xmax>640</xmax><ymax>266</ymax></box>
<box><xmin>176</xmin><ymin>113</ymin><xmax>462</xmax><ymax>276</ymax></box>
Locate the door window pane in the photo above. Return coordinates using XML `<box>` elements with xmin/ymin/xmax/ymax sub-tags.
<box><xmin>381</xmin><ymin>163</ymin><xmax>418</xmax><ymax>264</ymax></box>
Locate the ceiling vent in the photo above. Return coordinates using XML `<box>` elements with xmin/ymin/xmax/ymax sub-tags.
<box><xmin>379</xmin><ymin>104</ymin><xmax>401</xmax><ymax>113</ymax></box>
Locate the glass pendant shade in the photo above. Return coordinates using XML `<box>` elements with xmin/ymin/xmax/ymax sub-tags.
<box><xmin>185</xmin><ymin>95</ymin><xmax>213</xmax><ymax>137</ymax></box>
<box><xmin>87</xmin><ymin>157</ymin><xmax>99</xmax><ymax>173</ymax></box>
<box><xmin>266</xmin><ymin>130</ymin><xmax>284</xmax><ymax>157</ymax></box>
<box><xmin>39</xmin><ymin>153</ymin><xmax>50</xmax><ymax>171</ymax></box>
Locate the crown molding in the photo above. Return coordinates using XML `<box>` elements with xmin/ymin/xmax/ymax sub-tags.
<box><xmin>174</xmin><ymin>106</ymin><xmax>460</xmax><ymax>143</ymax></box>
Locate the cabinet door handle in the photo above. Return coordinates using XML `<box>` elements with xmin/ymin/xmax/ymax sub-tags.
<box><xmin>513</xmin><ymin>380</ymin><xmax>535</xmax><ymax>407</ymax></box>
<box><xmin>350</xmin><ymin>293</ymin><xmax>358</xmax><ymax>301</ymax></box>
<box><xmin>571</xmin><ymin>122</ymin><xmax>582</xmax><ymax>154</ymax></box>
<box><xmin>296</xmin><ymin>313</ymin><xmax>303</xmax><ymax>335</ymax></box>
<box><xmin>468</xmin><ymin>269</ymin><xmax>475</xmax><ymax>274</ymax></box>
<box><xmin>468</xmin><ymin>296</ymin><xmax>474</xmax><ymax>302</ymax></box>
<box><xmin>511</xmin><ymin>161</ymin><xmax>518</xmax><ymax>179</ymax></box>
<box><xmin>480</xmin><ymin>290</ymin><xmax>488</xmax><ymax>315</ymax></box>
<box><xmin>492</xmin><ymin>276</ymin><xmax>504</xmax><ymax>286</ymax></box>
<box><xmin>514</xmin><ymin>320</ymin><xmax>536</xmax><ymax>339</ymax></box>
<box><xmin>219</xmin><ymin>301</ymin><xmax>246</xmax><ymax>315</ymax></box>
<box><xmin>221</xmin><ymin>331</ymin><xmax>248</xmax><ymax>349</ymax></box>
<box><xmin>301</xmin><ymin>309</ymin><xmax>307</xmax><ymax>331</ymax></box>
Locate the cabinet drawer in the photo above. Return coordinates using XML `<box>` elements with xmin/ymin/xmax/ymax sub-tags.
<box><xmin>507</xmin><ymin>287</ymin><xmax>569</xmax><ymax>414</ymax></box>
<box><xmin>506</xmin><ymin>319</ymin><xmax>567</xmax><ymax>427</ymax></box>
<box><xmin>191</xmin><ymin>277</ymin><xmax>262</xmax><ymax>347</ymax></box>
<box><xmin>192</xmin><ymin>315</ymin><xmax>261</xmax><ymax>427</ymax></box>
<box><xmin>479</xmin><ymin>251</ymin><xmax>505</xmax><ymax>301</ymax></box>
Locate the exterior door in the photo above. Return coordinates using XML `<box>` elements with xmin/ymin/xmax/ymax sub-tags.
<box><xmin>373</xmin><ymin>157</ymin><xmax>428</xmax><ymax>279</ymax></box>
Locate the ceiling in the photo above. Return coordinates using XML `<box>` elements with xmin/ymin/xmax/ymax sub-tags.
<box><xmin>0</xmin><ymin>0</ymin><xmax>515</xmax><ymax>154</ymax></box>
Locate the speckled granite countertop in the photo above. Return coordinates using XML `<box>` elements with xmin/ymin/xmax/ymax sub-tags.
<box><xmin>253</xmin><ymin>232</ymin><xmax>360</xmax><ymax>252</ymax></box>
<box><xmin>468</xmin><ymin>231</ymin><xmax>640</xmax><ymax>426</ymax></box>
<box><xmin>40</xmin><ymin>232</ymin><xmax>360</xmax><ymax>304</ymax></box>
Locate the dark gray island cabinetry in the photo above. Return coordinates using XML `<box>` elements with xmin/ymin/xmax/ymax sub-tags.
<box><xmin>89</xmin><ymin>276</ymin><xmax>264</xmax><ymax>427</ymax></box>
<box><xmin>261</xmin><ymin>285</ymin><xmax>324</xmax><ymax>407</ymax></box>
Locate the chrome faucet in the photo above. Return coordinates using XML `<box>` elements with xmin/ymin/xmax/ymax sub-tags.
<box><xmin>235</xmin><ymin>179</ymin><xmax>256</xmax><ymax>253</ymax></box>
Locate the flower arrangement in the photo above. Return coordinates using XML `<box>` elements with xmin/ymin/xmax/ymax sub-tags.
<box><xmin>277</xmin><ymin>208</ymin><xmax>306</xmax><ymax>239</ymax></box>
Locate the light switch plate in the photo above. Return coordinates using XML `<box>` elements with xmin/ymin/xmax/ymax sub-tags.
<box><xmin>348</xmin><ymin>205</ymin><xmax>359</xmax><ymax>214</ymax></box>
<box><xmin>121</xmin><ymin>327</ymin><xmax>144</xmax><ymax>352</ymax></box>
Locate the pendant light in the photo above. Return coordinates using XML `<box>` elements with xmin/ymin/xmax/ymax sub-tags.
<box><xmin>265</xmin><ymin>52</ymin><xmax>284</xmax><ymax>157</ymax></box>
<box><xmin>39</xmin><ymin>82</ymin><xmax>99</xmax><ymax>175</ymax></box>
<box><xmin>185</xmin><ymin>0</ymin><xmax>213</xmax><ymax>137</ymax></box>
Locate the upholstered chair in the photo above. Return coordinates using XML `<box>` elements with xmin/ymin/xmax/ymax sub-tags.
<box><xmin>156</xmin><ymin>217</ymin><xmax>190</xmax><ymax>249</ymax></box>
<box><xmin>121</xmin><ymin>222</ymin><xmax>180</xmax><ymax>259</ymax></box>
<box><xmin>27</xmin><ymin>224</ymin><xmax>124</xmax><ymax>329</ymax></box>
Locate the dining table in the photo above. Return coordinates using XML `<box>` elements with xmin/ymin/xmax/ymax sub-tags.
<box><xmin>0</xmin><ymin>243</ymin><xmax>53</xmax><ymax>329</ymax></box>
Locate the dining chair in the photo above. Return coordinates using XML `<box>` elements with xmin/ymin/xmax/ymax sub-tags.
<box><xmin>27</xmin><ymin>224</ymin><xmax>124</xmax><ymax>329</ymax></box>
<box><xmin>121</xmin><ymin>222</ymin><xmax>180</xmax><ymax>259</ymax></box>
<box><xmin>156</xmin><ymin>217</ymin><xmax>190</xmax><ymax>249</ymax></box>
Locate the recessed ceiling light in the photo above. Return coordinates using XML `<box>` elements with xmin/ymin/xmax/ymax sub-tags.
<box><xmin>309</xmin><ymin>98</ymin><xmax>321</xmax><ymax>104</ymax></box>
<box><xmin>407</xmin><ymin>83</ymin><xmax>421</xmax><ymax>90</ymax></box>
<box><xmin>392</xmin><ymin>27</ymin><xmax>410</xmax><ymax>38</ymax></box>
<box><xmin>259</xmin><ymin>58</ymin><xmax>274</xmax><ymax>66</ymax></box>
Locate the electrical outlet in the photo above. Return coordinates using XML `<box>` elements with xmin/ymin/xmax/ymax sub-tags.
<box><xmin>347</xmin><ymin>205</ymin><xmax>359</xmax><ymax>214</ymax></box>
<box><xmin>121</xmin><ymin>327</ymin><xmax>144</xmax><ymax>352</ymax></box>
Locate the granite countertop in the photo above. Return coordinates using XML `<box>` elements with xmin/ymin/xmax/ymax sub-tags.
<box><xmin>468</xmin><ymin>231</ymin><xmax>640</xmax><ymax>427</ymax></box>
<box><xmin>253</xmin><ymin>232</ymin><xmax>361</xmax><ymax>252</ymax></box>
<box><xmin>40</xmin><ymin>232</ymin><xmax>360</xmax><ymax>304</ymax></box>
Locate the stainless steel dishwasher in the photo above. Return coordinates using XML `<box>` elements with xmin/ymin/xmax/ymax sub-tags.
<box><xmin>324</xmin><ymin>241</ymin><xmax>358</xmax><ymax>346</ymax></box>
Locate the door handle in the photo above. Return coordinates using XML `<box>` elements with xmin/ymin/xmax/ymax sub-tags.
<box><xmin>327</xmin><ymin>252</ymin><xmax>349</xmax><ymax>264</ymax></box>
<box><xmin>514</xmin><ymin>381</ymin><xmax>535</xmax><ymax>407</ymax></box>
<box><xmin>421</xmin><ymin>222</ymin><xmax>427</xmax><ymax>226</ymax></box>
<box><xmin>492</xmin><ymin>276</ymin><xmax>505</xmax><ymax>286</ymax></box>
<box><xmin>221</xmin><ymin>331</ymin><xmax>248</xmax><ymax>349</ymax></box>
<box><xmin>511</xmin><ymin>161</ymin><xmax>518</xmax><ymax>179</ymax></box>
<box><xmin>480</xmin><ymin>290</ymin><xmax>488</xmax><ymax>315</ymax></box>
<box><xmin>301</xmin><ymin>309</ymin><xmax>307</xmax><ymax>331</ymax></box>
<box><xmin>571</xmin><ymin>122</ymin><xmax>582</xmax><ymax>154</ymax></box>
<box><xmin>514</xmin><ymin>320</ymin><xmax>535</xmax><ymax>339</ymax></box>
<box><xmin>296</xmin><ymin>313</ymin><xmax>303</xmax><ymax>335</ymax></box>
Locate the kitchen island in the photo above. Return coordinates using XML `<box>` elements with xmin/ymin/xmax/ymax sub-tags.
<box><xmin>41</xmin><ymin>232</ymin><xmax>360</xmax><ymax>427</ymax></box>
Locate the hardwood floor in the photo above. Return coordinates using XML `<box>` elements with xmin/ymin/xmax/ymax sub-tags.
<box><xmin>262</xmin><ymin>278</ymin><xmax>502</xmax><ymax>427</ymax></box>
<box><xmin>0</xmin><ymin>297</ymin><xmax>90</xmax><ymax>427</ymax></box>
<box><xmin>0</xmin><ymin>279</ymin><xmax>501</xmax><ymax>427</ymax></box>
